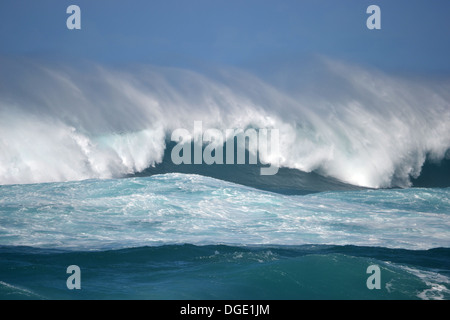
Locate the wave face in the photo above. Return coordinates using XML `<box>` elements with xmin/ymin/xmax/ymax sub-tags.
<box><xmin>1</xmin><ymin>57</ymin><xmax>449</xmax><ymax>188</ymax></box>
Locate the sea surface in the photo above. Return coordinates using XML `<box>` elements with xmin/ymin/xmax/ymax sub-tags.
<box><xmin>0</xmin><ymin>172</ymin><xmax>449</xmax><ymax>300</ymax></box>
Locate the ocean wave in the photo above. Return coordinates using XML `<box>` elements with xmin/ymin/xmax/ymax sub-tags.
<box><xmin>0</xmin><ymin>57</ymin><xmax>449</xmax><ymax>187</ymax></box>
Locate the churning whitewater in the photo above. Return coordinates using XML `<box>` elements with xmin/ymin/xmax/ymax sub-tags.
<box><xmin>0</xmin><ymin>173</ymin><xmax>449</xmax><ymax>250</ymax></box>
<box><xmin>0</xmin><ymin>57</ymin><xmax>449</xmax><ymax>188</ymax></box>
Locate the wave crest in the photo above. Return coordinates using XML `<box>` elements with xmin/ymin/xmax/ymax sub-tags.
<box><xmin>0</xmin><ymin>57</ymin><xmax>449</xmax><ymax>187</ymax></box>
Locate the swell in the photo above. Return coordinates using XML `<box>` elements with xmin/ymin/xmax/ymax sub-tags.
<box><xmin>1</xmin><ymin>244</ymin><xmax>449</xmax><ymax>300</ymax></box>
<box><xmin>0</xmin><ymin>57</ymin><xmax>449</xmax><ymax>188</ymax></box>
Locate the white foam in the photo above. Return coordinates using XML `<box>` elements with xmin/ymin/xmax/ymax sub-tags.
<box><xmin>0</xmin><ymin>58</ymin><xmax>449</xmax><ymax>187</ymax></box>
<box><xmin>0</xmin><ymin>174</ymin><xmax>449</xmax><ymax>250</ymax></box>
<box><xmin>398</xmin><ymin>266</ymin><xmax>450</xmax><ymax>300</ymax></box>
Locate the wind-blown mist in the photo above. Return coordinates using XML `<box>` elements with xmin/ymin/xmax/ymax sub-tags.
<box><xmin>0</xmin><ymin>57</ymin><xmax>449</xmax><ymax>187</ymax></box>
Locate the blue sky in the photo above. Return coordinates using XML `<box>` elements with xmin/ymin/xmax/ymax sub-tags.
<box><xmin>0</xmin><ymin>0</ymin><xmax>449</xmax><ymax>74</ymax></box>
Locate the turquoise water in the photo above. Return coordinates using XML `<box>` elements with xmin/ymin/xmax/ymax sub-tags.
<box><xmin>1</xmin><ymin>244</ymin><xmax>449</xmax><ymax>300</ymax></box>
<box><xmin>1</xmin><ymin>174</ymin><xmax>449</xmax><ymax>300</ymax></box>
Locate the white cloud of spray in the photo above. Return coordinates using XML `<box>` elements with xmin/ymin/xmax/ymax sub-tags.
<box><xmin>0</xmin><ymin>57</ymin><xmax>449</xmax><ymax>187</ymax></box>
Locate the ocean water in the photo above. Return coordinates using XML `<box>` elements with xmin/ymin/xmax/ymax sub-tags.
<box><xmin>0</xmin><ymin>59</ymin><xmax>450</xmax><ymax>300</ymax></box>
<box><xmin>0</xmin><ymin>174</ymin><xmax>449</xmax><ymax>300</ymax></box>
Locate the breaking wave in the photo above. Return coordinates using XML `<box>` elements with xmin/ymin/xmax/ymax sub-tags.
<box><xmin>1</xmin><ymin>57</ymin><xmax>449</xmax><ymax>188</ymax></box>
